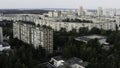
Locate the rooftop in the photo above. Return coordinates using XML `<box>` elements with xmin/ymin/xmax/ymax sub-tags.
<box><xmin>75</xmin><ymin>35</ymin><xmax>106</xmax><ymax>41</ymax></box>
<box><xmin>0</xmin><ymin>44</ymin><xmax>10</xmax><ymax>51</ymax></box>
<box><xmin>51</xmin><ymin>56</ymin><xmax>88</xmax><ymax>68</ymax></box>
<box><xmin>75</xmin><ymin>35</ymin><xmax>109</xmax><ymax>45</ymax></box>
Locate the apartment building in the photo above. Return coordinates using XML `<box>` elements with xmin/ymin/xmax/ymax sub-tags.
<box><xmin>97</xmin><ymin>7</ymin><xmax>103</xmax><ymax>17</ymax></box>
<box><xmin>35</xmin><ymin>19</ymin><xmax>117</xmax><ymax>32</ymax></box>
<box><xmin>0</xmin><ymin>27</ymin><xmax>3</xmax><ymax>43</ymax></box>
<box><xmin>13</xmin><ymin>22</ymin><xmax>53</xmax><ymax>54</ymax></box>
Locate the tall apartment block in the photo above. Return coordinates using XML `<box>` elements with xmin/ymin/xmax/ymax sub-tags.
<box><xmin>78</xmin><ymin>6</ymin><xmax>84</xmax><ymax>16</ymax></box>
<box><xmin>97</xmin><ymin>7</ymin><xmax>103</xmax><ymax>17</ymax></box>
<box><xmin>0</xmin><ymin>27</ymin><xmax>3</xmax><ymax>43</ymax></box>
<box><xmin>13</xmin><ymin>22</ymin><xmax>53</xmax><ymax>54</ymax></box>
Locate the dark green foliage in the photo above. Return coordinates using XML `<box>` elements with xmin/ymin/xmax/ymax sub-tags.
<box><xmin>54</xmin><ymin>27</ymin><xmax>120</xmax><ymax>68</ymax></box>
<box><xmin>62</xmin><ymin>18</ymin><xmax>93</xmax><ymax>23</ymax></box>
<box><xmin>0</xmin><ymin>20</ymin><xmax>13</xmax><ymax>36</ymax></box>
<box><xmin>79</xmin><ymin>27</ymin><xmax>89</xmax><ymax>35</ymax></box>
<box><xmin>90</xmin><ymin>27</ymin><xmax>101</xmax><ymax>34</ymax></box>
<box><xmin>18</xmin><ymin>20</ymin><xmax>35</xmax><ymax>25</ymax></box>
<box><xmin>0</xmin><ymin>38</ymin><xmax>47</xmax><ymax>68</ymax></box>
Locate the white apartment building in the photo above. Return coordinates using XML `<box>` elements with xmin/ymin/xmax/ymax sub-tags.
<box><xmin>48</xmin><ymin>11</ymin><xmax>61</xmax><ymax>17</ymax></box>
<box><xmin>78</xmin><ymin>6</ymin><xmax>84</xmax><ymax>16</ymax></box>
<box><xmin>103</xmin><ymin>8</ymin><xmax>116</xmax><ymax>17</ymax></box>
<box><xmin>48</xmin><ymin>12</ymin><xmax>54</xmax><ymax>17</ymax></box>
<box><xmin>84</xmin><ymin>10</ymin><xmax>97</xmax><ymax>16</ymax></box>
<box><xmin>0</xmin><ymin>14</ymin><xmax>41</xmax><ymax>22</ymax></box>
<box><xmin>35</xmin><ymin>19</ymin><xmax>116</xmax><ymax>32</ymax></box>
<box><xmin>97</xmin><ymin>7</ymin><xmax>103</xmax><ymax>17</ymax></box>
<box><xmin>13</xmin><ymin>22</ymin><xmax>53</xmax><ymax>54</ymax></box>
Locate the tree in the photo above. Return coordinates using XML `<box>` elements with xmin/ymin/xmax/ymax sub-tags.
<box><xmin>115</xmin><ymin>24</ymin><xmax>119</xmax><ymax>31</ymax></box>
<box><xmin>90</xmin><ymin>27</ymin><xmax>101</xmax><ymax>34</ymax></box>
<box><xmin>62</xmin><ymin>44</ymin><xmax>78</xmax><ymax>58</ymax></box>
<box><xmin>79</xmin><ymin>27</ymin><xmax>89</xmax><ymax>35</ymax></box>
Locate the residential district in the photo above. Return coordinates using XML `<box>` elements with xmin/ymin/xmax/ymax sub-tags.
<box><xmin>1</xmin><ymin>6</ymin><xmax>120</xmax><ymax>68</ymax></box>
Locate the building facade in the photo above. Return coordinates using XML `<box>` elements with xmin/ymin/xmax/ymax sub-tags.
<box><xmin>78</xmin><ymin>6</ymin><xmax>84</xmax><ymax>16</ymax></box>
<box><xmin>97</xmin><ymin>7</ymin><xmax>103</xmax><ymax>17</ymax></box>
<box><xmin>35</xmin><ymin>19</ymin><xmax>116</xmax><ymax>32</ymax></box>
<box><xmin>0</xmin><ymin>27</ymin><xmax>3</xmax><ymax>43</ymax></box>
<box><xmin>13</xmin><ymin>22</ymin><xmax>53</xmax><ymax>53</ymax></box>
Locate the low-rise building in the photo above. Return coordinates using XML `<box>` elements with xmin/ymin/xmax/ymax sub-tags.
<box><xmin>75</xmin><ymin>35</ymin><xmax>111</xmax><ymax>50</ymax></box>
<box><xmin>0</xmin><ymin>44</ymin><xmax>10</xmax><ymax>51</ymax></box>
<box><xmin>50</xmin><ymin>56</ymin><xmax>88</xmax><ymax>68</ymax></box>
<box><xmin>75</xmin><ymin>35</ymin><xmax>109</xmax><ymax>45</ymax></box>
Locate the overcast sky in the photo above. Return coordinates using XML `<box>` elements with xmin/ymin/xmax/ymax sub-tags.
<box><xmin>0</xmin><ymin>0</ymin><xmax>119</xmax><ymax>9</ymax></box>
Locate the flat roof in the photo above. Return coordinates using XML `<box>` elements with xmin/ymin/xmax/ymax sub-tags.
<box><xmin>75</xmin><ymin>35</ymin><xmax>106</xmax><ymax>42</ymax></box>
<box><xmin>0</xmin><ymin>44</ymin><xmax>10</xmax><ymax>51</ymax></box>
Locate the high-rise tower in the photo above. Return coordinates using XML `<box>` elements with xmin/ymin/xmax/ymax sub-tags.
<box><xmin>78</xmin><ymin>6</ymin><xmax>83</xmax><ymax>16</ymax></box>
<box><xmin>97</xmin><ymin>7</ymin><xmax>103</xmax><ymax>16</ymax></box>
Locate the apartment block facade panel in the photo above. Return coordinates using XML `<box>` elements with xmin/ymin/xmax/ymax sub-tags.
<box><xmin>0</xmin><ymin>27</ymin><xmax>3</xmax><ymax>43</ymax></box>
